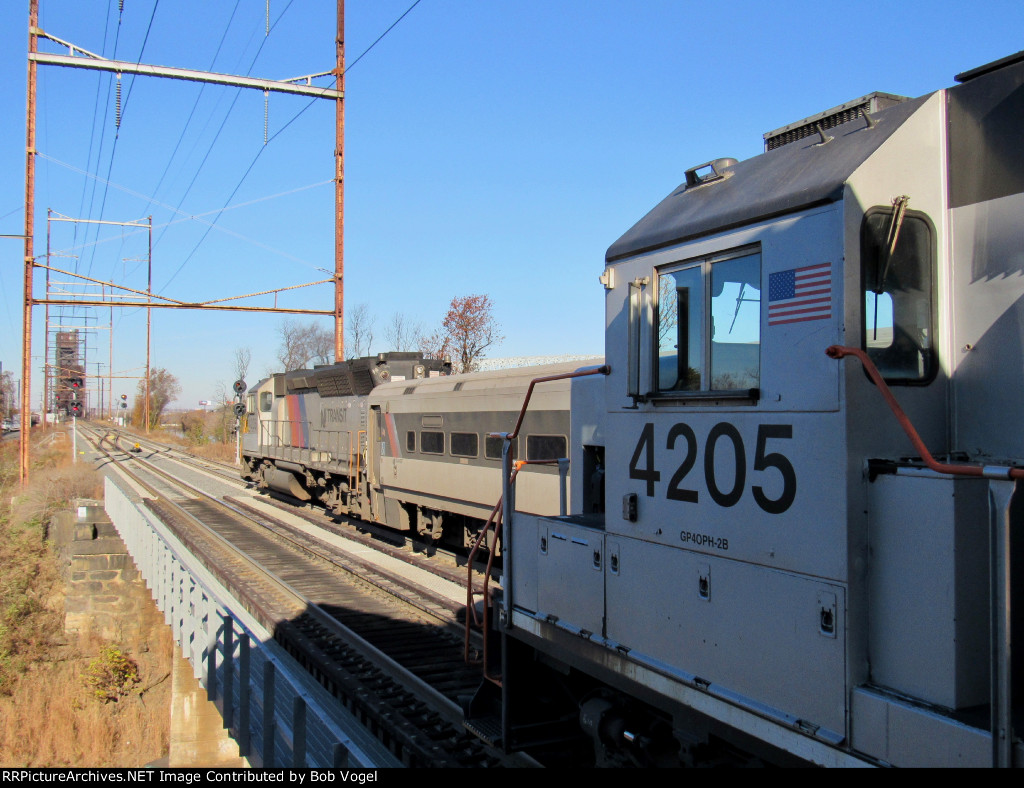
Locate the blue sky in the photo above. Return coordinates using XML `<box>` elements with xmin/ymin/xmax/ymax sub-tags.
<box><xmin>2</xmin><ymin>0</ymin><xmax>1023</xmax><ymax>410</ymax></box>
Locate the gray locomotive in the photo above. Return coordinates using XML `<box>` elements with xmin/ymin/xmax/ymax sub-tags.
<box><xmin>245</xmin><ymin>50</ymin><xmax>1024</xmax><ymax>767</ymax></box>
<box><xmin>460</xmin><ymin>50</ymin><xmax>1024</xmax><ymax>767</ymax></box>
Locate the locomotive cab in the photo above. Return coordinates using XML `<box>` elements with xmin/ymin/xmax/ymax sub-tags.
<box><xmin>476</xmin><ymin>54</ymin><xmax>1024</xmax><ymax>767</ymax></box>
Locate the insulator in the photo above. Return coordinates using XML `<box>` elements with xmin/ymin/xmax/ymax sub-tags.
<box><xmin>115</xmin><ymin>74</ymin><xmax>122</xmax><ymax>129</ymax></box>
<box><xmin>266</xmin><ymin>0</ymin><xmax>270</xmax><ymax>35</ymax></box>
<box><xmin>264</xmin><ymin>90</ymin><xmax>269</xmax><ymax>145</ymax></box>
<box><xmin>119</xmin><ymin>0</ymin><xmax>124</xmax><ymax>11</ymax></box>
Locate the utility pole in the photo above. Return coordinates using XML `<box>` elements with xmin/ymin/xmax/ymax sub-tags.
<box><xmin>20</xmin><ymin>0</ymin><xmax>38</xmax><ymax>485</ymax></box>
<box><xmin>20</xmin><ymin>2</ymin><xmax>344</xmax><ymax>485</ymax></box>
<box><xmin>146</xmin><ymin>215</ymin><xmax>152</xmax><ymax>432</ymax></box>
<box><xmin>335</xmin><ymin>0</ymin><xmax>345</xmax><ymax>363</ymax></box>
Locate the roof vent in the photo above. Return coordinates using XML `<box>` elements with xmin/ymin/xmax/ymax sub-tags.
<box><xmin>684</xmin><ymin>158</ymin><xmax>738</xmax><ymax>189</ymax></box>
<box><xmin>763</xmin><ymin>92</ymin><xmax>908</xmax><ymax>151</ymax></box>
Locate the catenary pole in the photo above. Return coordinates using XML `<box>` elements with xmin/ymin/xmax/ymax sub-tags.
<box><xmin>335</xmin><ymin>0</ymin><xmax>345</xmax><ymax>362</ymax></box>
<box><xmin>20</xmin><ymin>0</ymin><xmax>38</xmax><ymax>485</ymax></box>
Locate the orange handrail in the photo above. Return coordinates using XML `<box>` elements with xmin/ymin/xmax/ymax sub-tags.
<box><xmin>827</xmin><ymin>345</ymin><xmax>1024</xmax><ymax>480</ymax></box>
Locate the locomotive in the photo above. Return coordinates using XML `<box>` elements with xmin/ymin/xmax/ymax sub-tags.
<box><xmin>243</xmin><ymin>50</ymin><xmax>1024</xmax><ymax>767</ymax></box>
<box><xmin>460</xmin><ymin>51</ymin><xmax>1024</xmax><ymax>767</ymax></box>
<box><xmin>241</xmin><ymin>353</ymin><xmax>605</xmax><ymax>549</ymax></box>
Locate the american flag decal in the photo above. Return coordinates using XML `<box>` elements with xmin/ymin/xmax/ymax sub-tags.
<box><xmin>767</xmin><ymin>262</ymin><xmax>832</xmax><ymax>326</ymax></box>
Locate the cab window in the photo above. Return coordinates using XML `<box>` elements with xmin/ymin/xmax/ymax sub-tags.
<box><xmin>862</xmin><ymin>207</ymin><xmax>935</xmax><ymax>384</ymax></box>
<box><xmin>656</xmin><ymin>249</ymin><xmax>761</xmax><ymax>394</ymax></box>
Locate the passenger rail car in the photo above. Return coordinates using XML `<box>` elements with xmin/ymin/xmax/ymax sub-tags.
<box><xmin>242</xmin><ymin>354</ymin><xmax>606</xmax><ymax>549</ymax></box>
<box><xmin>467</xmin><ymin>53</ymin><xmax>1024</xmax><ymax>767</ymax></box>
<box><xmin>367</xmin><ymin>360</ymin><xmax>605</xmax><ymax>545</ymax></box>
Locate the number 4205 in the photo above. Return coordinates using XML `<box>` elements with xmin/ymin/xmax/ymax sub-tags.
<box><xmin>628</xmin><ymin>422</ymin><xmax>796</xmax><ymax>515</ymax></box>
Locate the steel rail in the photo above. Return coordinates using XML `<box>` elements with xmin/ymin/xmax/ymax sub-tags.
<box><xmin>81</xmin><ymin>425</ymin><xmax>515</xmax><ymax>766</ymax></box>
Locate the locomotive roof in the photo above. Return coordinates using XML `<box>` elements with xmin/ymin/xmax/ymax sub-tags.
<box><xmin>370</xmin><ymin>358</ymin><xmax>605</xmax><ymax>397</ymax></box>
<box><xmin>605</xmin><ymin>93</ymin><xmax>928</xmax><ymax>262</ymax></box>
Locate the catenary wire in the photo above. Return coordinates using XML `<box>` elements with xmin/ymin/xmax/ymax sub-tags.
<box><xmin>157</xmin><ymin>0</ymin><xmax>427</xmax><ymax>293</ymax></box>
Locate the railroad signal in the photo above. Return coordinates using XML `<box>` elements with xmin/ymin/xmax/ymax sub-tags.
<box><xmin>70</xmin><ymin>377</ymin><xmax>83</xmax><ymax>390</ymax></box>
<box><xmin>70</xmin><ymin>402</ymin><xmax>82</xmax><ymax>417</ymax></box>
<box><xmin>120</xmin><ymin>394</ymin><xmax>128</xmax><ymax>410</ymax></box>
<box><xmin>233</xmin><ymin>379</ymin><xmax>247</xmax><ymax>395</ymax></box>
<box><xmin>233</xmin><ymin>402</ymin><xmax>247</xmax><ymax>418</ymax></box>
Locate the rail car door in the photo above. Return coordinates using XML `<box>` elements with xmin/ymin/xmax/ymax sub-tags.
<box><xmin>367</xmin><ymin>405</ymin><xmax>384</xmax><ymax>522</ymax></box>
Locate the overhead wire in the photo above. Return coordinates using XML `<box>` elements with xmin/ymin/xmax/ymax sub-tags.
<box><xmin>150</xmin><ymin>0</ymin><xmax>296</xmax><ymax>258</ymax></box>
<box><xmin>158</xmin><ymin>0</ymin><xmax>427</xmax><ymax>294</ymax></box>
<box><xmin>84</xmin><ymin>0</ymin><xmax>162</xmax><ymax>280</ymax></box>
<box><xmin>40</xmin><ymin>152</ymin><xmax>331</xmax><ymax>271</ymax></box>
<box><xmin>74</xmin><ymin>0</ymin><xmax>119</xmax><ymax>271</ymax></box>
<box><xmin>138</xmin><ymin>0</ymin><xmax>243</xmax><ymax>224</ymax></box>
<box><xmin>347</xmin><ymin>0</ymin><xmax>424</xmax><ymax>74</ymax></box>
<box><xmin>69</xmin><ymin>0</ymin><xmax>107</xmax><ymax>259</ymax></box>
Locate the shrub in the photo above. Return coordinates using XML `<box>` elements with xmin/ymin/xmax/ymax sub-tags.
<box><xmin>83</xmin><ymin>646</ymin><xmax>140</xmax><ymax>703</ymax></box>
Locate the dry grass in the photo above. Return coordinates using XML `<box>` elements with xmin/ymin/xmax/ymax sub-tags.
<box><xmin>189</xmin><ymin>441</ymin><xmax>239</xmax><ymax>463</ymax></box>
<box><xmin>0</xmin><ymin>431</ymin><xmax>171</xmax><ymax>767</ymax></box>
<box><xmin>122</xmin><ymin>422</ymin><xmax>240</xmax><ymax>465</ymax></box>
<box><xmin>0</xmin><ymin>636</ymin><xmax>171</xmax><ymax>767</ymax></box>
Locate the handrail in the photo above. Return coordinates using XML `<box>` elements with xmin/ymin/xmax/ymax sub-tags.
<box><xmin>508</xmin><ymin>364</ymin><xmax>610</xmax><ymax>440</ymax></box>
<box><xmin>829</xmin><ymin>343</ymin><xmax>1021</xmax><ymax>765</ymax></box>
<box><xmin>351</xmin><ymin>429</ymin><xmax>366</xmax><ymax>497</ymax></box>
<box><xmin>464</xmin><ymin>474</ymin><xmax>511</xmax><ymax>684</ymax></box>
<box><xmin>464</xmin><ymin>364</ymin><xmax>611</xmax><ymax>685</ymax></box>
<box><xmin>826</xmin><ymin>345</ymin><xmax>1024</xmax><ymax>480</ymax></box>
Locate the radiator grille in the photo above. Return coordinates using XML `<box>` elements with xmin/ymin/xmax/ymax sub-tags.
<box><xmin>763</xmin><ymin>92</ymin><xmax>909</xmax><ymax>151</ymax></box>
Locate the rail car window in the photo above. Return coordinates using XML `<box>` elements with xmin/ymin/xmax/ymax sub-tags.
<box><xmin>485</xmin><ymin>435</ymin><xmax>517</xmax><ymax>461</ymax></box>
<box><xmin>260</xmin><ymin>392</ymin><xmax>273</xmax><ymax>412</ymax></box>
<box><xmin>247</xmin><ymin>394</ymin><xmax>256</xmax><ymax>414</ymax></box>
<box><xmin>862</xmin><ymin>208</ymin><xmax>935</xmax><ymax>384</ymax></box>
<box><xmin>406</xmin><ymin>431</ymin><xmax>416</xmax><ymax>452</ymax></box>
<box><xmin>656</xmin><ymin>249</ymin><xmax>761</xmax><ymax>393</ymax></box>
<box><xmin>527</xmin><ymin>434</ymin><xmax>568</xmax><ymax>461</ymax></box>
<box><xmin>421</xmin><ymin>431</ymin><xmax>444</xmax><ymax>454</ymax></box>
<box><xmin>450</xmin><ymin>432</ymin><xmax>478</xmax><ymax>458</ymax></box>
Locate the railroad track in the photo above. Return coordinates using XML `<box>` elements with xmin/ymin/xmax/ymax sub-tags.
<box><xmin>105</xmin><ymin>427</ymin><xmax>245</xmax><ymax>485</ymax></box>
<box><xmin>102</xmin><ymin>426</ymin><xmax>495</xmax><ymax>572</ymax></box>
<box><xmin>80</xmin><ymin>424</ymin><xmax>527</xmax><ymax>767</ymax></box>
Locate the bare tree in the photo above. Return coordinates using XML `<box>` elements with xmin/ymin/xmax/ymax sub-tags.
<box><xmin>422</xmin><ymin>295</ymin><xmax>502</xmax><ymax>373</ymax></box>
<box><xmin>346</xmin><ymin>303</ymin><xmax>375</xmax><ymax>359</ymax></box>
<box><xmin>233</xmin><ymin>347</ymin><xmax>251</xmax><ymax>384</ymax></box>
<box><xmin>307</xmin><ymin>323</ymin><xmax>334</xmax><ymax>366</ymax></box>
<box><xmin>278</xmin><ymin>320</ymin><xmax>335</xmax><ymax>370</ymax></box>
<box><xmin>277</xmin><ymin>320</ymin><xmax>309</xmax><ymax>371</ymax></box>
<box><xmin>383</xmin><ymin>312</ymin><xmax>422</xmax><ymax>352</ymax></box>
